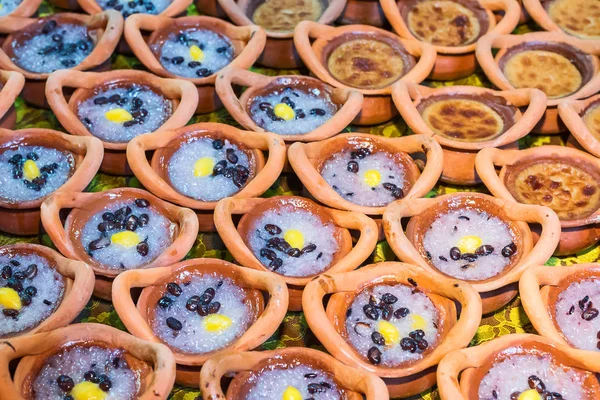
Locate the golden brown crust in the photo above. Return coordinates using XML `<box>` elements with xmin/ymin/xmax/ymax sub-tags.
<box><xmin>251</xmin><ymin>0</ymin><xmax>323</xmax><ymax>32</ymax></box>
<box><xmin>582</xmin><ymin>102</ymin><xmax>600</xmax><ymax>140</ymax></box>
<box><xmin>548</xmin><ymin>0</ymin><xmax>600</xmax><ymax>40</ymax></box>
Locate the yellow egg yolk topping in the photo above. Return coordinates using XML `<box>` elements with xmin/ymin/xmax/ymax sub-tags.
<box><xmin>363</xmin><ymin>169</ymin><xmax>381</xmax><ymax>187</ymax></box>
<box><xmin>274</xmin><ymin>103</ymin><xmax>295</xmax><ymax>121</ymax></box>
<box><xmin>203</xmin><ymin>314</ymin><xmax>232</xmax><ymax>333</ymax></box>
<box><xmin>111</xmin><ymin>231</ymin><xmax>141</xmax><ymax>247</ymax></box>
<box><xmin>70</xmin><ymin>381</ymin><xmax>107</xmax><ymax>400</ymax></box>
<box><xmin>284</xmin><ymin>229</ymin><xmax>304</xmax><ymax>249</ymax></box>
<box><xmin>282</xmin><ymin>386</ymin><xmax>303</xmax><ymax>400</ymax></box>
<box><xmin>518</xmin><ymin>389</ymin><xmax>542</xmax><ymax>400</ymax></box>
<box><xmin>23</xmin><ymin>159</ymin><xmax>40</xmax><ymax>181</ymax></box>
<box><xmin>411</xmin><ymin>314</ymin><xmax>427</xmax><ymax>330</ymax></box>
<box><xmin>105</xmin><ymin>108</ymin><xmax>133</xmax><ymax>124</ymax></box>
<box><xmin>193</xmin><ymin>157</ymin><xmax>215</xmax><ymax>177</ymax></box>
<box><xmin>457</xmin><ymin>235</ymin><xmax>482</xmax><ymax>254</ymax></box>
<box><xmin>189</xmin><ymin>45</ymin><xmax>204</xmax><ymax>62</ymax></box>
<box><xmin>0</xmin><ymin>287</ymin><xmax>22</xmax><ymax>310</ymax></box>
<box><xmin>377</xmin><ymin>320</ymin><xmax>400</xmax><ymax>346</ymax></box>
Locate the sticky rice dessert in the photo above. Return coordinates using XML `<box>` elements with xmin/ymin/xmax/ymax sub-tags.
<box><xmin>251</xmin><ymin>0</ymin><xmax>324</xmax><ymax>33</ymax></box>
<box><xmin>546</xmin><ymin>0</ymin><xmax>600</xmax><ymax>40</ymax></box>
<box><xmin>96</xmin><ymin>0</ymin><xmax>171</xmax><ymax>18</ymax></box>
<box><xmin>0</xmin><ymin>0</ymin><xmax>21</xmax><ymax>15</ymax></box>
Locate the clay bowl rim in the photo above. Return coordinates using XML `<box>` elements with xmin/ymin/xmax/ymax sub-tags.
<box><xmin>0</xmin><ymin>11</ymin><xmax>124</xmax><ymax>81</ymax></box>
<box><xmin>380</xmin><ymin>0</ymin><xmax>522</xmax><ymax>55</ymax></box>
<box><xmin>382</xmin><ymin>192</ymin><xmax>561</xmax><ymax>292</ymax></box>
<box><xmin>123</xmin><ymin>14</ymin><xmax>267</xmax><ymax>85</ymax></box>
<box><xmin>391</xmin><ymin>81</ymin><xmax>548</xmax><ymax>150</ymax></box>
<box><xmin>521</xmin><ymin>0</ymin><xmax>597</xmax><ymax>39</ymax></box>
<box><xmin>0</xmin><ymin>70</ymin><xmax>25</xmax><ymax>123</ymax></box>
<box><xmin>302</xmin><ymin>261</ymin><xmax>482</xmax><ymax>378</ymax></box>
<box><xmin>287</xmin><ymin>132</ymin><xmax>444</xmax><ymax>215</ymax></box>
<box><xmin>0</xmin><ymin>127</ymin><xmax>104</xmax><ymax>210</ymax></box>
<box><xmin>215</xmin><ymin>66</ymin><xmax>364</xmax><ymax>142</ymax></box>
<box><xmin>0</xmin><ymin>323</ymin><xmax>176</xmax><ymax>400</ymax></box>
<box><xmin>0</xmin><ymin>0</ymin><xmax>43</xmax><ymax>17</ymax></box>
<box><xmin>436</xmin><ymin>333</ymin><xmax>600</xmax><ymax>400</ymax></box>
<box><xmin>111</xmin><ymin>257</ymin><xmax>289</xmax><ymax>366</ymax></box>
<box><xmin>475</xmin><ymin>145</ymin><xmax>600</xmax><ymax>228</ymax></box>
<box><xmin>558</xmin><ymin>94</ymin><xmax>600</xmax><ymax>158</ymax></box>
<box><xmin>126</xmin><ymin>122</ymin><xmax>287</xmax><ymax>211</ymax></box>
<box><xmin>200</xmin><ymin>347</ymin><xmax>390</xmax><ymax>399</ymax></box>
<box><xmin>45</xmin><ymin>69</ymin><xmax>199</xmax><ymax>151</ymax></box>
<box><xmin>39</xmin><ymin>187</ymin><xmax>200</xmax><ymax>278</ymax></box>
<box><xmin>77</xmin><ymin>0</ymin><xmax>193</xmax><ymax>18</ymax></box>
<box><xmin>475</xmin><ymin>31</ymin><xmax>600</xmax><ymax>107</ymax></box>
<box><xmin>0</xmin><ymin>243</ymin><xmax>95</xmax><ymax>340</ymax></box>
<box><xmin>213</xmin><ymin>195</ymin><xmax>379</xmax><ymax>287</ymax></box>
<box><xmin>292</xmin><ymin>20</ymin><xmax>437</xmax><ymax>96</ymax></box>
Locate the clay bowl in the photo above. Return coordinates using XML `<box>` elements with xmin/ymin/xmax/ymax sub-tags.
<box><xmin>126</xmin><ymin>122</ymin><xmax>286</xmax><ymax>232</ymax></box>
<box><xmin>0</xmin><ymin>128</ymin><xmax>103</xmax><ymax>236</ymax></box>
<box><xmin>123</xmin><ymin>14</ymin><xmax>266</xmax><ymax>115</ymax></box>
<box><xmin>201</xmin><ymin>347</ymin><xmax>390</xmax><ymax>399</ymax></box>
<box><xmin>288</xmin><ymin>133</ymin><xmax>443</xmax><ymax>216</ymax></box>
<box><xmin>213</xmin><ymin>195</ymin><xmax>379</xmax><ymax>311</ymax></box>
<box><xmin>77</xmin><ymin>0</ymin><xmax>192</xmax><ymax>17</ymax></box>
<box><xmin>45</xmin><ymin>69</ymin><xmax>198</xmax><ymax>176</ymax></box>
<box><xmin>216</xmin><ymin>67</ymin><xmax>363</xmax><ymax>142</ymax></box>
<box><xmin>476</xmin><ymin>146</ymin><xmax>600</xmax><ymax>255</ymax></box>
<box><xmin>337</xmin><ymin>0</ymin><xmax>387</xmax><ymax>27</ymax></box>
<box><xmin>0</xmin><ymin>323</ymin><xmax>176</xmax><ymax>400</ymax></box>
<box><xmin>437</xmin><ymin>334</ymin><xmax>600</xmax><ymax>400</ymax></box>
<box><xmin>195</xmin><ymin>0</ymin><xmax>228</xmax><ymax>18</ymax></box>
<box><xmin>302</xmin><ymin>262</ymin><xmax>482</xmax><ymax>398</ymax></box>
<box><xmin>111</xmin><ymin>258</ymin><xmax>288</xmax><ymax>387</ymax></box>
<box><xmin>495</xmin><ymin>0</ymin><xmax>529</xmax><ymax>24</ymax></box>
<box><xmin>392</xmin><ymin>81</ymin><xmax>547</xmax><ymax>185</ymax></box>
<box><xmin>0</xmin><ymin>12</ymin><xmax>124</xmax><ymax>109</ymax></box>
<box><xmin>40</xmin><ymin>187</ymin><xmax>199</xmax><ymax>300</ymax></box>
<box><xmin>380</xmin><ymin>0</ymin><xmax>521</xmax><ymax>81</ymax></box>
<box><xmin>0</xmin><ymin>0</ymin><xmax>43</xmax><ymax>17</ymax></box>
<box><xmin>217</xmin><ymin>0</ymin><xmax>346</xmax><ymax>69</ymax></box>
<box><xmin>293</xmin><ymin>21</ymin><xmax>436</xmax><ymax>126</ymax></box>
<box><xmin>475</xmin><ymin>32</ymin><xmax>600</xmax><ymax>134</ymax></box>
<box><xmin>0</xmin><ymin>243</ymin><xmax>94</xmax><ymax>339</ymax></box>
<box><xmin>0</xmin><ymin>70</ymin><xmax>24</xmax><ymax>130</ymax></box>
<box><xmin>382</xmin><ymin>193</ymin><xmax>561</xmax><ymax>314</ymax></box>
<box><xmin>523</xmin><ymin>0</ymin><xmax>600</xmax><ymax>40</ymax></box>
<box><xmin>558</xmin><ymin>93</ymin><xmax>600</xmax><ymax>158</ymax></box>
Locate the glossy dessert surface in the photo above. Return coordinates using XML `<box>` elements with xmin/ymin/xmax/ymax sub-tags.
<box><xmin>581</xmin><ymin>100</ymin><xmax>600</xmax><ymax>140</ymax></box>
<box><xmin>251</xmin><ymin>0</ymin><xmax>324</xmax><ymax>33</ymax></box>
<box><xmin>547</xmin><ymin>0</ymin><xmax>600</xmax><ymax>39</ymax></box>
<box><xmin>98</xmin><ymin>0</ymin><xmax>171</xmax><ymax>17</ymax></box>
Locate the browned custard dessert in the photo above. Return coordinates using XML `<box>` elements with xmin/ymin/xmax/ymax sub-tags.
<box><xmin>547</xmin><ymin>0</ymin><xmax>600</xmax><ymax>40</ymax></box>
<box><xmin>582</xmin><ymin>100</ymin><xmax>600</xmax><ymax>140</ymax></box>
<box><xmin>251</xmin><ymin>0</ymin><xmax>324</xmax><ymax>32</ymax></box>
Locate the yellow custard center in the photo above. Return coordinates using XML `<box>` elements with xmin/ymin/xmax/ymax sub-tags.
<box><xmin>457</xmin><ymin>235</ymin><xmax>482</xmax><ymax>254</ymax></box>
<box><xmin>274</xmin><ymin>103</ymin><xmax>295</xmax><ymax>120</ymax></box>
<box><xmin>0</xmin><ymin>287</ymin><xmax>22</xmax><ymax>310</ymax></box>
<box><xmin>71</xmin><ymin>381</ymin><xmax>107</xmax><ymax>400</ymax></box>
<box><xmin>363</xmin><ymin>169</ymin><xmax>381</xmax><ymax>187</ymax></box>
<box><xmin>282</xmin><ymin>386</ymin><xmax>303</xmax><ymax>400</ymax></box>
<box><xmin>111</xmin><ymin>231</ymin><xmax>141</xmax><ymax>247</ymax></box>
<box><xmin>105</xmin><ymin>108</ymin><xmax>133</xmax><ymax>124</ymax></box>
<box><xmin>23</xmin><ymin>159</ymin><xmax>41</xmax><ymax>181</ymax></box>
<box><xmin>377</xmin><ymin>320</ymin><xmax>400</xmax><ymax>346</ymax></box>
<box><xmin>203</xmin><ymin>314</ymin><xmax>232</xmax><ymax>332</ymax></box>
<box><xmin>284</xmin><ymin>229</ymin><xmax>304</xmax><ymax>249</ymax></box>
<box><xmin>189</xmin><ymin>44</ymin><xmax>204</xmax><ymax>61</ymax></box>
<box><xmin>193</xmin><ymin>157</ymin><xmax>215</xmax><ymax>177</ymax></box>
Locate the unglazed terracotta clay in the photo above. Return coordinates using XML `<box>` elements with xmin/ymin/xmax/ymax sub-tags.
<box><xmin>45</xmin><ymin>69</ymin><xmax>198</xmax><ymax>175</ymax></box>
<box><xmin>195</xmin><ymin>0</ymin><xmax>228</xmax><ymax>18</ymax></box>
<box><xmin>0</xmin><ymin>323</ymin><xmax>176</xmax><ymax>400</ymax></box>
<box><xmin>392</xmin><ymin>81</ymin><xmax>547</xmax><ymax>185</ymax></box>
<box><xmin>382</xmin><ymin>193</ymin><xmax>561</xmax><ymax>314</ymax></box>
<box><xmin>337</xmin><ymin>0</ymin><xmax>387</xmax><ymax>27</ymax></box>
<box><xmin>111</xmin><ymin>258</ymin><xmax>288</xmax><ymax>387</ymax></box>
<box><xmin>381</xmin><ymin>0</ymin><xmax>521</xmax><ymax>81</ymax></box>
<box><xmin>123</xmin><ymin>14</ymin><xmax>266</xmax><ymax>114</ymax></box>
<box><xmin>523</xmin><ymin>0</ymin><xmax>600</xmax><ymax>40</ymax></box>
<box><xmin>558</xmin><ymin>93</ymin><xmax>600</xmax><ymax>158</ymax></box>
<box><xmin>302</xmin><ymin>262</ymin><xmax>481</xmax><ymax>398</ymax></box>
<box><xmin>293</xmin><ymin>21</ymin><xmax>436</xmax><ymax>125</ymax></box>
<box><xmin>0</xmin><ymin>70</ymin><xmax>24</xmax><ymax>130</ymax></box>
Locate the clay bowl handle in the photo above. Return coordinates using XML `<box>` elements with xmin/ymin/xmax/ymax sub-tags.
<box><xmin>482</xmin><ymin>0</ymin><xmax>522</xmax><ymax>35</ymax></box>
<box><xmin>217</xmin><ymin>0</ymin><xmax>254</xmax><ymax>26</ymax></box>
<box><xmin>159</xmin><ymin>78</ymin><xmax>198</xmax><ymax>130</ymax></box>
<box><xmin>0</xmin><ymin>70</ymin><xmax>24</xmax><ymax>119</ymax></box>
<box><xmin>60</xmin><ymin>134</ymin><xmax>104</xmax><ymax>193</ymax></box>
<box><xmin>151</xmin><ymin>202</ymin><xmax>199</xmax><ymax>267</ymax></box>
<box><xmin>124</xmin><ymin>14</ymin><xmax>169</xmax><ymax>75</ymax></box>
<box><xmin>397</xmin><ymin>134</ymin><xmax>443</xmax><ymax>199</ymax></box>
<box><xmin>436</xmin><ymin>349</ymin><xmax>478</xmax><ymax>400</ymax></box>
<box><xmin>78</xmin><ymin>10</ymin><xmax>124</xmax><ymax>72</ymax></box>
<box><xmin>378</xmin><ymin>0</ymin><xmax>412</xmax><ymax>39</ymax></box>
<box><xmin>293</xmin><ymin>21</ymin><xmax>339</xmax><ymax>84</ymax></box>
<box><xmin>226</xmin><ymin>25</ymin><xmax>267</xmax><ymax>74</ymax></box>
<box><xmin>475</xmin><ymin>34</ymin><xmax>513</xmax><ymax>90</ymax></box>
<box><xmin>9</xmin><ymin>0</ymin><xmax>43</xmax><ymax>18</ymax></box>
<box><xmin>474</xmin><ymin>147</ymin><xmax>520</xmax><ymax>201</ymax></box>
<box><xmin>558</xmin><ymin>99</ymin><xmax>600</xmax><ymax>157</ymax></box>
<box><xmin>390</xmin><ymin>81</ymin><xmax>434</xmax><ymax>137</ymax></box>
<box><xmin>497</xmin><ymin>88</ymin><xmax>547</xmax><ymax>145</ymax></box>
<box><xmin>521</xmin><ymin>0</ymin><xmax>556</xmax><ymax>32</ymax></box>
<box><xmin>400</xmin><ymin>39</ymin><xmax>437</xmax><ymax>85</ymax></box>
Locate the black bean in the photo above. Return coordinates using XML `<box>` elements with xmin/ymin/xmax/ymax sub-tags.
<box><xmin>258</xmin><ymin>102</ymin><xmax>272</xmax><ymax>111</ymax></box>
<box><xmin>136</xmin><ymin>241</ymin><xmax>149</xmax><ymax>257</ymax></box>
<box><xmin>381</xmin><ymin>304</ymin><xmax>393</xmax><ymax>321</ymax></box>
<box><xmin>363</xmin><ymin>304</ymin><xmax>379</xmax><ymax>320</ymax></box>
<box><xmin>171</xmin><ymin>56</ymin><xmax>184</xmax><ymax>65</ymax></box>
<box><xmin>2</xmin><ymin>308</ymin><xmax>18</xmax><ymax>317</ymax></box>
<box><xmin>112</xmin><ymin>357</ymin><xmax>120</xmax><ymax>368</ymax></box>
<box><xmin>304</xmin><ymin>373</ymin><xmax>317</xmax><ymax>379</ymax></box>
<box><xmin>137</xmin><ymin>214</ymin><xmax>149</xmax><ymax>227</ymax></box>
<box><xmin>43</xmin><ymin>299</ymin><xmax>52</xmax><ymax>305</ymax></box>
<box><xmin>460</xmin><ymin>264</ymin><xmax>473</xmax><ymax>270</ymax></box>
<box><xmin>353</xmin><ymin>147</ymin><xmax>371</xmax><ymax>159</ymax></box>
<box><xmin>281</xmin><ymin>96</ymin><xmax>295</xmax><ymax>109</ymax></box>
<box><xmin>260</xmin><ymin>248</ymin><xmax>277</xmax><ymax>260</ymax></box>
<box><xmin>439</xmin><ymin>256</ymin><xmax>448</xmax><ymax>262</ymax></box>
<box><xmin>13</xmin><ymin>271</ymin><xmax>25</xmax><ymax>280</ymax></box>
<box><xmin>269</xmin><ymin>258</ymin><xmax>283</xmax><ymax>271</ymax></box>
<box><xmin>20</xmin><ymin>294</ymin><xmax>32</xmax><ymax>306</ymax></box>
<box><xmin>166</xmin><ymin>317</ymin><xmax>182</xmax><ymax>331</ymax></box>
<box><xmin>210</xmin><ymin>139</ymin><xmax>225</xmax><ymax>150</ymax></box>
<box><xmin>579</xmin><ymin>295</ymin><xmax>590</xmax><ymax>310</ymax></box>
<box><xmin>232</xmin><ymin>172</ymin><xmax>247</xmax><ymax>188</ymax></box>
<box><xmin>41</xmin><ymin>20</ymin><xmax>58</xmax><ymax>34</ymax></box>
<box><xmin>528</xmin><ymin>375</ymin><xmax>545</xmax><ymax>393</ymax></box>
<box><xmin>196</xmin><ymin>68</ymin><xmax>211</xmax><ymax>77</ymax></box>
<box><xmin>501</xmin><ymin>242</ymin><xmax>517</xmax><ymax>257</ymax></box>
<box><xmin>1</xmin><ymin>265</ymin><xmax>12</xmax><ymax>279</ymax></box>
<box><xmin>409</xmin><ymin>329</ymin><xmax>424</xmax><ymax>340</ymax></box>
<box><xmin>206</xmin><ymin>302</ymin><xmax>221</xmax><ymax>314</ymax></box>
<box><xmin>132</xmin><ymin>109</ymin><xmax>148</xmax><ymax>120</ymax></box>
<box><xmin>6</xmin><ymin>277</ymin><xmax>22</xmax><ymax>292</ymax></box>
<box><xmin>158</xmin><ymin>296</ymin><xmax>173</xmax><ymax>308</ymax></box>
<box><xmin>88</xmin><ymin>236</ymin><xmax>110</xmax><ymax>252</ymax></box>
<box><xmin>264</xmin><ymin>224</ymin><xmax>282</xmax><ymax>235</ymax></box>
<box><xmin>167</xmin><ymin>282</ymin><xmax>182</xmax><ymax>296</ymax></box>
<box><xmin>199</xmin><ymin>287</ymin><xmax>216</xmax><ymax>305</ymax></box>
<box><xmin>77</xmin><ymin>40</ymin><xmax>90</xmax><ymax>51</ymax></box>
<box><xmin>347</xmin><ymin>161</ymin><xmax>359</xmax><ymax>173</ymax></box>
<box><xmin>310</xmin><ymin>108</ymin><xmax>326</xmax><ymax>116</ymax></box>
<box><xmin>582</xmin><ymin>307</ymin><xmax>599</xmax><ymax>321</ymax></box>
<box><xmin>56</xmin><ymin>375</ymin><xmax>74</xmax><ymax>392</ymax></box>
<box><xmin>475</xmin><ymin>245</ymin><xmax>494</xmax><ymax>256</ymax></box>
<box><xmin>124</xmin><ymin>215</ymin><xmax>138</xmax><ymax>231</ymax></box>
<box><xmin>369</xmin><ymin>295</ymin><xmax>384</xmax><ymax>308</ymax></box>
<box><xmin>26</xmin><ymin>152</ymin><xmax>39</xmax><ymax>161</ymax></box>
<box><xmin>567</xmin><ymin>305</ymin><xmax>575</xmax><ymax>315</ymax></box>
<box><xmin>301</xmin><ymin>244</ymin><xmax>317</xmax><ymax>254</ymax></box>
<box><xmin>97</xmin><ymin>221</ymin><xmax>115</xmax><ymax>233</ymax></box>
<box><xmin>382</xmin><ymin>182</ymin><xmax>397</xmax><ymax>191</ymax></box>
<box><xmin>382</xmin><ymin>293</ymin><xmax>398</xmax><ymax>304</ymax></box>
<box><xmin>197</xmin><ymin>304</ymin><xmax>209</xmax><ymax>317</ymax></box>
<box><xmin>417</xmin><ymin>339</ymin><xmax>428</xmax><ymax>351</ymax></box>
<box><xmin>226</xmin><ymin>148</ymin><xmax>238</xmax><ymax>164</ymax></box>
<box><xmin>24</xmin><ymin>286</ymin><xmax>37</xmax><ymax>297</ymax></box>
<box><xmin>84</xmin><ymin>370</ymin><xmax>99</xmax><ymax>383</ymax></box>
<box><xmin>98</xmin><ymin>375</ymin><xmax>112</xmax><ymax>391</ymax></box>
<box><xmin>286</xmin><ymin>247</ymin><xmax>302</xmax><ymax>257</ymax></box>
<box><xmin>461</xmin><ymin>253</ymin><xmax>477</xmax><ymax>262</ymax></box>
<box><xmin>458</xmin><ymin>215</ymin><xmax>470</xmax><ymax>221</ymax></box>
<box><xmin>185</xmin><ymin>295</ymin><xmax>201</xmax><ymax>312</ymax></box>
<box><xmin>391</xmin><ymin>188</ymin><xmax>404</xmax><ymax>199</ymax></box>
<box><xmin>295</xmin><ymin>109</ymin><xmax>306</xmax><ymax>119</ymax></box>
<box><xmin>212</xmin><ymin>160</ymin><xmax>227</xmax><ymax>176</ymax></box>
<box><xmin>367</xmin><ymin>346</ymin><xmax>381</xmax><ymax>365</ymax></box>
<box><xmin>449</xmin><ymin>247</ymin><xmax>461</xmax><ymax>260</ymax></box>
<box><xmin>408</xmin><ymin>278</ymin><xmax>418</xmax><ymax>287</ymax></box>
<box><xmin>400</xmin><ymin>337</ymin><xmax>417</xmax><ymax>352</ymax></box>
<box><xmin>307</xmin><ymin>383</ymin><xmax>325</xmax><ymax>394</ymax></box>
<box><xmin>102</xmin><ymin>212</ymin><xmax>116</xmax><ymax>221</ymax></box>
<box><xmin>394</xmin><ymin>307</ymin><xmax>410</xmax><ymax>318</ymax></box>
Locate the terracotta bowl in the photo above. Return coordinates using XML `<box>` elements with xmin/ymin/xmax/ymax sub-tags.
<box><xmin>558</xmin><ymin>93</ymin><xmax>600</xmax><ymax>158</ymax></box>
<box><xmin>0</xmin><ymin>0</ymin><xmax>43</xmax><ymax>17</ymax></box>
<box><xmin>0</xmin><ymin>128</ymin><xmax>103</xmax><ymax>236</ymax></box>
<box><xmin>213</xmin><ymin>195</ymin><xmax>379</xmax><ymax>311</ymax></box>
<box><xmin>475</xmin><ymin>32</ymin><xmax>600</xmax><ymax>134</ymax></box>
<box><xmin>495</xmin><ymin>0</ymin><xmax>529</xmax><ymax>24</ymax></box>
<box><xmin>126</xmin><ymin>122</ymin><xmax>286</xmax><ymax>231</ymax></box>
<box><xmin>195</xmin><ymin>0</ymin><xmax>228</xmax><ymax>18</ymax></box>
<box><xmin>216</xmin><ymin>67</ymin><xmax>363</xmax><ymax>142</ymax></box>
<box><xmin>288</xmin><ymin>133</ymin><xmax>443</xmax><ymax>215</ymax></box>
<box><xmin>77</xmin><ymin>0</ymin><xmax>192</xmax><ymax>17</ymax></box>
<box><xmin>0</xmin><ymin>323</ymin><xmax>176</xmax><ymax>400</ymax></box>
<box><xmin>45</xmin><ymin>69</ymin><xmax>198</xmax><ymax>176</ymax></box>
<box><xmin>302</xmin><ymin>262</ymin><xmax>482</xmax><ymax>398</ymax></box>
<box><xmin>200</xmin><ymin>347</ymin><xmax>390</xmax><ymax>399</ymax></box>
<box><xmin>217</xmin><ymin>0</ymin><xmax>346</xmax><ymax>69</ymax></box>
<box><xmin>392</xmin><ymin>81</ymin><xmax>547</xmax><ymax>185</ymax></box>
<box><xmin>0</xmin><ymin>70</ymin><xmax>24</xmax><ymax>130</ymax></box>
<box><xmin>0</xmin><ymin>12</ymin><xmax>124</xmax><ymax>109</ymax></box>
<box><xmin>523</xmin><ymin>0</ymin><xmax>600</xmax><ymax>40</ymax></box>
<box><xmin>293</xmin><ymin>21</ymin><xmax>436</xmax><ymax>126</ymax></box>
<box><xmin>337</xmin><ymin>0</ymin><xmax>387</xmax><ymax>27</ymax></box>
<box><xmin>476</xmin><ymin>146</ymin><xmax>600</xmax><ymax>255</ymax></box>
<box><xmin>380</xmin><ymin>0</ymin><xmax>521</xmax><ymax>81</ymax></box>
<box><xmin>0</xmin><ymin>243</ymin><xmax>94</xmax><ymax>339</ymax></box>
<box><xmin>437</xmin><ymin>334</ymin><xmax>600</xmax><ymax>400</ymax></box>
<box><xmin>382</xmin><ymin>193</ymin><xmax>561</xmax><ymax>314</ymax></box>
<box><xmin>40</xmin><ymin>187</ymin><xmax>199</xmax><ymax>300</ymax></box>
<box><xmin>111</xmin><ymin>258</ymin><xmax>288</xmax><ymax>387</ymax></box>
<box><xmin>123</xmin><ymin>14</ymin><xmax>266</xmax><ymax>115</ymax></box>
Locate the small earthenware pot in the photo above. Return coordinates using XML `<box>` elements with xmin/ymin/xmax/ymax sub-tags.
<box><xmin>0</xmin><ymin>11</ymin><xmax>124</xmax><ymax>109</ymax></box>
<box><xmin>0</xmin><ymin>0</ymin><xmax>43</xmax><ymax>17</ymax></box>
<box><xmin>40</xmin><ymin>187</ymin><xmax>199</xmax><ymax>300</ymax></box>
<box><xmin>77</xmin><ymin>0</ymin><xmax>191</xmax><ymax>17</ymax></box>
<box><xmin>383</xmin><ymin>193</ymin><xmax>561</xmax><ymax>314</ymax></box>
<box><xmin>126</xmin><ymin>122</ymin><xmax>286</xmax><ymax>231</ymax></box>
<box><xmin>0</xmin><ymin>323</ymin><xmax>176</xmax><ymax>400</ymax></box>
<box><xmin>494</xmin><ymin>0</ymin><xmax>529</xmax><ymax>24</ymax></box>
<box><xmin>302</xmin><ymin>262</ymin><xmax>482</xmax><ymax>398</ymax></box>
<box><xmin>381</xmin><ymin>0</ymin><xmax>521</xmax><ymax>81</ymax></box>
<box><xmin>0</xmin><ymin>70</ymin><xmax>24</xmax><ymax>130</ymax></box>
<box><xmin>0</xmin><ymin>128</ymin><xmax>103</xmax><ymax>236</ymax></box>
<box><xmin>337</xmin><ymin>0</ymin><xmax>387</xmax><ymax>27</ymax></box>
<box><xmin>123</xmin><ymin>14</ymin><xmax>266</xmax><ymax>114</ymax></box>
<box><xmin>200</xmin><ymin>347</ymin><xmax>390</xmax><ymax>399</ymax></box>
<box><xmin>213</xmin><ymin>195</ymin><xmax>379</xmax><ymax>311</ymax></box>
<box><xmin>288</xmin><ymin>133</ymin><xmax>443</xmax><ymax>216</ymax></box>
<box><xmin>558</xmin><ymin>93</ymin><xmax>600</xmax><ymax>158</ymax></box>
<box><xmin>111</xmin><ymin>258</ymin><xmax>288</xmax><ymax>387</ymax></box>
<box><xmin>46</xmin><ymin>69</ymin><xmax>198</xmax><ymax>176</ymax></box>
<box><xmin>523</xmin><ymin>0</ymin><xmax>600</xmax><ymax>40</ymax></box>
<box><xmin>217</xmin><ymin>0</ymin><xmax>346</xmax><ymax>69</ymax></box>
<box><xmin>0</xmin><ymin>244</ymin><xmax>95</xmax><ymax>339</ymax></box>
<box><xmin>476</xmin><ymin>32</ymin><xmax>600</xmax><ymax>134</ymax></box>
<box><xmin>293</xmin><ymin>21</ymin><xmax>436</xmax><ymax>126</ymax></box>
<box><xmin>475</xmin><ymin>146</ymin><xmax>600</xmax><ymax>255</ymax></box>
<box><xmin>216</xmin><ymin>67</ymin><xmax>363</xmax><ymax>142</ymax></box>
<box><xmin>436</xmin><ymin>334</ymin><xmax>600</xmax><ymax>400</ymax></box>
<box><xmin>392</xmin><ymin>82</ymin><xmax>547</xmax><ymax>185</ymax></box>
